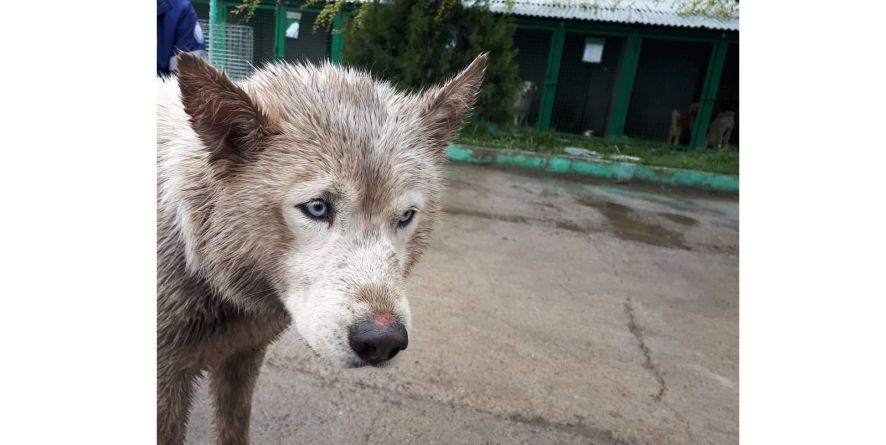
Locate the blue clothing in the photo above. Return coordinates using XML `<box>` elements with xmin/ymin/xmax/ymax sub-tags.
<box><xmin>157</xmin><ymin>0</ymin><xmax>205</xmax><ymax>76</ymax></box>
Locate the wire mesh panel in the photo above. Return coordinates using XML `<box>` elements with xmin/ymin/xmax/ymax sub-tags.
<box><xmin>227</xmin><ymin>6</ymin><xmax>277</xmax><ymax>70</ymax></box>
<box><xmin>511</xmin><ymin>28</ymin><xmax>551</xmax><ymax>128</ymax></box>
<box><xmin>705</xmin><ymin>43</ymin><xmax>738</xmax><ymax>149</ymax></box>
<box><xmin>198</xmin><ymin>19</ymin><xmax>255</xmax><ymax>81</ymax></box>
<box><xmin>624</xmin><ymin>39</ymin><xmax>712</xmax><ymax>144</ymax></box>
<box><xmin>281</xmin><ymin>10</ymin><xmax>332</xmax><ymax>65</ymax></box>
<box><xmin>550</xmin><ymin>33</ymin><xmax>625</xmax><ymax>136</ymax></box>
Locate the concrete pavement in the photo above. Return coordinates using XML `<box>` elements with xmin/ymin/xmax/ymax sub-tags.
<box><xmin>185</xmin><ymin>163</ymin><xmax>739</xmax><ymax>445</ymax></box>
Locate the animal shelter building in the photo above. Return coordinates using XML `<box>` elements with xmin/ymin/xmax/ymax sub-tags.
<box><xmin>190</xmin><ymin>0</ymin><xmax>739</xmax><ymax>149</ymax></box>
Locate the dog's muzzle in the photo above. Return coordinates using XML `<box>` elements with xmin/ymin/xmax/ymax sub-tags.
<box><xmin>348</xmin><ymin>314</ymin><xmax>408</xmax><ymax>366</ymax></box>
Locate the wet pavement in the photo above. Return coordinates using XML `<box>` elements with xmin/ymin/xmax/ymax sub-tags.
<box><xmin>185</xmin><ymin>163</ymin><xmax>739</xmax><ymax>445</ymax></box>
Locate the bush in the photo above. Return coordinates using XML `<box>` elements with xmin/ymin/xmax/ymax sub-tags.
<box><xmin>342</xmin><ymin>0</ymin><xmax>522</xmax><ymax>124</ymax></box>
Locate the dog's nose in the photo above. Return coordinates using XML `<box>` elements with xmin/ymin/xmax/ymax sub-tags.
<box><xmin>348</xmin><ymin>317</ymin><xmax>408</xmax><ymax>365</ymax></box>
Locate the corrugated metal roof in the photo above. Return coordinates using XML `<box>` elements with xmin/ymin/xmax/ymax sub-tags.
<box><xmin>471</xmin><ymin>0</ymin><xmax>739</xmax><ymax>31</ymax></box>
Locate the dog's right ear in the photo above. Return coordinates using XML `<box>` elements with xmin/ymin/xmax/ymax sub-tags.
<box><xmin>177</xmin><ymin>53</ymin><xmax>277</xmax><ymax>169</ymax></box>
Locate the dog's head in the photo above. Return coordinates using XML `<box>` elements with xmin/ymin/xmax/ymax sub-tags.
<box><xmin>175</xmin><ymin>53</ymin><xmax>486</xmax><ymax>368</ymax></box>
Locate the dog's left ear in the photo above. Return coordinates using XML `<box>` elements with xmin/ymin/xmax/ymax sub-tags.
<box><xmin>420</xmin><ymin>52</ymin><xmax>488</xmax><ymax>148</ymax></box>
<box><xmin>177</xmin><ymin>53</ymin><xmax>278</xmax><ymax>169</ymax></box>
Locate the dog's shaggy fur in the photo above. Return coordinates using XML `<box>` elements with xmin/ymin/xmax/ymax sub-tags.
<box><xmin>157</xmin><ymin>53</ymin><xmax>486</xmax><ymax>445</ymax></box>
<box><xmin>705</xmin><ymin>110</ymin><xmax>735</xmax><ymax>150</ymax></box>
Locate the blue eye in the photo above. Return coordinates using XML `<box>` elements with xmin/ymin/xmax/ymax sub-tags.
<box><xmin>299</xmin><ymin>199</ymin><xmax>330</xmax><ymax>221</ymax></box>
<box><xmin>398</xmin><ymin>209</ymin><xmax>416</xmax><ymax>227</ymax></box>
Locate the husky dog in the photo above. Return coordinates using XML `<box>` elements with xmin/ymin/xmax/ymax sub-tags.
<box><xmin>512</xmin><ymin>80</ymin><xmax>537</xmax><ymax>127</ymax></box>
<box><xmin>668</xmin><ymin>109</ymin><xmax>682</xmax><ymax>145</ymax></box>
<box><xmin>705</xmin><ymin>110</ymin><xmax>735</xmax><ymax>150</ymax></box>
<box><xmin>157</xmin><ymin>53</ymin><xmax>487</xmax><ymax>445</ymax></box>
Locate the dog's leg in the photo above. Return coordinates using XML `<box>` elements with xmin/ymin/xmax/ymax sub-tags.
<box><xmin>158</xmin><ymin>370</ymin><xmax>199</xmax><ymax>445</ymax></box>
<box><xmin>210</xmin><ymin>347</ymin><xmax>267</xmax><ymax>445</ymax></box>
<box><xmin>724</xmin><ymin>125</ymin><xmax>733</xmax><ymax>150</ymax></box>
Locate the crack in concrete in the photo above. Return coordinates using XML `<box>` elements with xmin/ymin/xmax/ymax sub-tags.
<box><xmin>265</xmin><ymin>361</ymin><xmax>638</xmax><ymax>444</ymax></box>
<box><xmin>506</xmin><ymin>413</ymin><xmax>640</xmax><ymax>445</ymax></box>
<box><xmin>624</xmin><ymin>298</ymin><xmax>667</xmax><ymax>401</ymax></box>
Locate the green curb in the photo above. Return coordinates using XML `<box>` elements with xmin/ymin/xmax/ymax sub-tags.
<box><xmin>446</xmin><ymin>144</ymin><xmax>739</xmax><ymax>193</ymax></box>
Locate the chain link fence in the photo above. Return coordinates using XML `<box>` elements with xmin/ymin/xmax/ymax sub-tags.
<box><xmin>192</xmin><ymin>2</ymin><xmax>332</xmax><ymax>78</ymax></box>
<box><xmin>197</xmin><ymin>19</ymin><xmax>255</xmax><ymax>81</ymax></box>
<box><xmin>225</xmin><ymin>6</ymin><xmax>277</xmax><ymax>69</ymax></box>
<box><xmin>550</xmin><ymin>33</ymin><xmax>625</xmax><ymax>137</ymax></box>
<box><xmin>706</xmin><ymin>43</ymin><xmax>738</xmax><ymax>149</ymax></box>
<box><xmin>624</xmin><ymin>39</ymin><xmax>712</xmax><ymax>145</ymax></box>
<box><xmin>511</xmin><ymin>28</ymin><xmax>551</xmax><ymax>128</ymax></box>
<box><xmin>509</xmin><ymin>28</ymin><xmax>737</xmax><ymax>149</ymax></box>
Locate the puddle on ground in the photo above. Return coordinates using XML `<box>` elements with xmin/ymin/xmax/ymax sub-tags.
<box><xmin>446</xmin><ymin>177</ymin><xmax>488</xmax><ymax>192</ymax></box>
<box><xmin>658</xmin><ymin>212</ymin><xmax>699</xmax><ymax>226</ymax></box>
<box><xmin>444</xmin><ymin>207</ymin><xmax>595</xmax><ymax>234</ymax></box>
<box><xmin>555</xmin><ymin>221</ymin><xmax>591</xmax><ymax>233</ymax></box>
<box><xmin>530</xmin><ymin>201</ymin><xmax>562</xmax><ymax>212</ymax></box>
<box><xmin>596</xmin><ymin>185</ymin><xmax>698</xmax><ymax>212</ymax></box>
<box><xmin>539</xmin><ymin>188</ymin><xmax>561</xmax><ymax>199</ymax></box>
<box><xmin>575</xmin><ymin>197</ymin><xmax>690</xmax><ymax>250</ymax></box>
<box><xmin>446</xmin><ymin>199</ymin><xmax>689</xmax><ymax>248</ymax></box>
<box><xmin>443</xmin><ymin>165</ymin><xmax>719</xmax><ymax>249</ymax></box>
<box><xmin>444</xmin><ymin>208</ymin><xmax>529</xmax><ymax>225</ymax></box>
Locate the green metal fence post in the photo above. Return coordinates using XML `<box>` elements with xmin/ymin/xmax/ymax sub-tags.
<box><xmin>330</xmin><ymin>11</ymin><xmax>345</xmax><ymax>64</ymax></box>
<box><xmin>606</xmin><ymin>32</ymin><xmax>642</xmax><ymax>138</ymax></box>
<box><xmin>208</xmin><ymin>0</ymin><xmax>226</xmax><ymax>69</ymax></box>
<box><xmin>536</xmin><ymin>23</ymin><xmax>566</xmax><ymax>132</ymax></box>
<box><xmin>690</xmin><ymin>38</ymin><xmax>729</xmax><ymax>149</ymax></box>
<box><xmin>273</xmin><ymin>3</ymin><xmax>285</xmax><ymax>60</ymax></box>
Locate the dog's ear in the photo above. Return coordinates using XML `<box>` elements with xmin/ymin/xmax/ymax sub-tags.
<box><xmin>420</xmin><ymin>52</ymin><xmax>488</xmax><ymax>147</ymax></box>
<box><xmin>177</xmin><ymin>53</ymin><xmax>277</xmax><ymax>169</ymax></box>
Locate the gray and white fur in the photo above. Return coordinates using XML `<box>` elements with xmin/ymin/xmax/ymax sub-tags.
<box><xmin>157</xmin><ymin>52</ymin><xmax>487</xmax><ymax>445</ymax></box>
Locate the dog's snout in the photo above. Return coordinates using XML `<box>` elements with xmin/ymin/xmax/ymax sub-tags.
<box><xmin>348</xmin><ymin>317</ymin><xmax>408</xmax><ymax>365</ymax></box>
